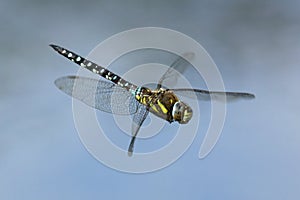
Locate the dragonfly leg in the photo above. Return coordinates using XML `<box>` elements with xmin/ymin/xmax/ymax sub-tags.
<box><xmin>127</xmin><ymin>136</ymin><xmax>136</xmax><ymax>157</ymax></box>
<box><xmin>127</xmin><ymin>104</ymin><xmax>149</xmax><ymax>157</ymax></box>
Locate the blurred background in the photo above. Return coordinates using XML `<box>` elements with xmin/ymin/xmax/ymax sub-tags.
<box><xmin>1</xmin><ymin>0</ymin><xmax>299</xmax><ymax>199</ymax></box>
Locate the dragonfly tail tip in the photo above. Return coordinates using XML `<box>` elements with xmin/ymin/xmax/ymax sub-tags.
<box><xmin>49</xmin><ymin>44</ymin><xmax>62</xmax><ymax>52</ymax></box>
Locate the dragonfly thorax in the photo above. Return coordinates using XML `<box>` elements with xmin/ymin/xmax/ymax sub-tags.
<box><xmin>134</xmin><ymin>87</ymin><xmax>192</xmax><ymax>124</ymax></box>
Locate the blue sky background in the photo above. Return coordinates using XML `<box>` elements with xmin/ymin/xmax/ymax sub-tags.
<box><xmin>1</xmin><ymin>0</ymin><xmax>299</xmax><ymax>199</ymax></box>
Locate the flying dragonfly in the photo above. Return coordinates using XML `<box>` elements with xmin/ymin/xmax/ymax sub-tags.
<box><xmin>50</xmin><ymin>44</ymin><xmax>255</xmax><ymax>156</ymax></box>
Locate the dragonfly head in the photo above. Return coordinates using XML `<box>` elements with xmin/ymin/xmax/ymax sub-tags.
<box><xmin>172</xmin><ymin>101</ymin><xmax>193</xmax><ymax>124</ymax></box>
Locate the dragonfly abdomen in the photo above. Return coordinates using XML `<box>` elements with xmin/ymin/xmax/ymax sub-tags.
<box><xmin>50</xmin><ymin>44</ymin><xmax>138</xmax><ymax>93</ymax></box>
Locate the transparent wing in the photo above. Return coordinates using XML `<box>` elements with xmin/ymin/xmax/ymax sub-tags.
<box><xmin>128</xmin><ymin>104</ymin><xmax>149</xmax><ymax>156</ymax></box>
<box><xmin>171</xmin><ymin>88</ymin><xmax>255</xmax><ymax>102</ymax></box>
<box><xmin>55</xmin><ymin>76</ymin><xmax>138</xmax><ymax>115</ymax></box>
<box><xmin>157</xmin><ymin>52</ymin><xmax>194</xmax><ymax>89</ymax></box>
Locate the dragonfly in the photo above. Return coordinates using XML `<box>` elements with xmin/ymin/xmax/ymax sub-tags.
<box><xmin>50</xmin><ymin>44</ymin><xmax>255</xmax><ymax>156</ymax></box>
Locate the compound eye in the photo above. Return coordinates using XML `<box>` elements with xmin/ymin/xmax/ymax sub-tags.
<box><xmin>171</xmin><ymin>101</ymin><xmax>193</xmax><ymax>124</ymax></box>
<box><xmin>172</xmin><ymin>101</ymin><xmax>184</xmax><ymax>121</ymax></box>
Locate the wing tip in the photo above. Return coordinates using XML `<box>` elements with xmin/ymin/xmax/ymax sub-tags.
<box><xmin>54</xmin><ymin>76</ymin><xmax>77</xmax><ymax>90</ymax></box>
<box><xmin>244</xmin><ymin>93</ymin><xmax>255</xmax><ymax>99</ymax></box>
<box><xmin>54</xmin><ymin>77</ymin><xmax>63</xmax><ymax>89</ymax></box>
<box><xmin>182</xmin><ymin>52</ymin><xmax>195</xmax><ymax>61</ymax></box>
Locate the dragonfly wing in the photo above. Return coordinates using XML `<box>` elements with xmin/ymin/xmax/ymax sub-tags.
<box><xmin>128</xmin><ymin>104</ymin><xmax>149</xmax><ymax>156</ymax></box>
<box><xmin>55</xmin><ymin>76</ymin><xmax>138</xmax><ymax>115</ymax></box>
<box><xmin>171</xmin><ymin>88</ymin><xmax>255</xmax><ymax>102</ymax></box>
<box><xmin>157</xmin><ymin>52</ymin><xmax>194</xmax><ymax>89</ymax></box>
